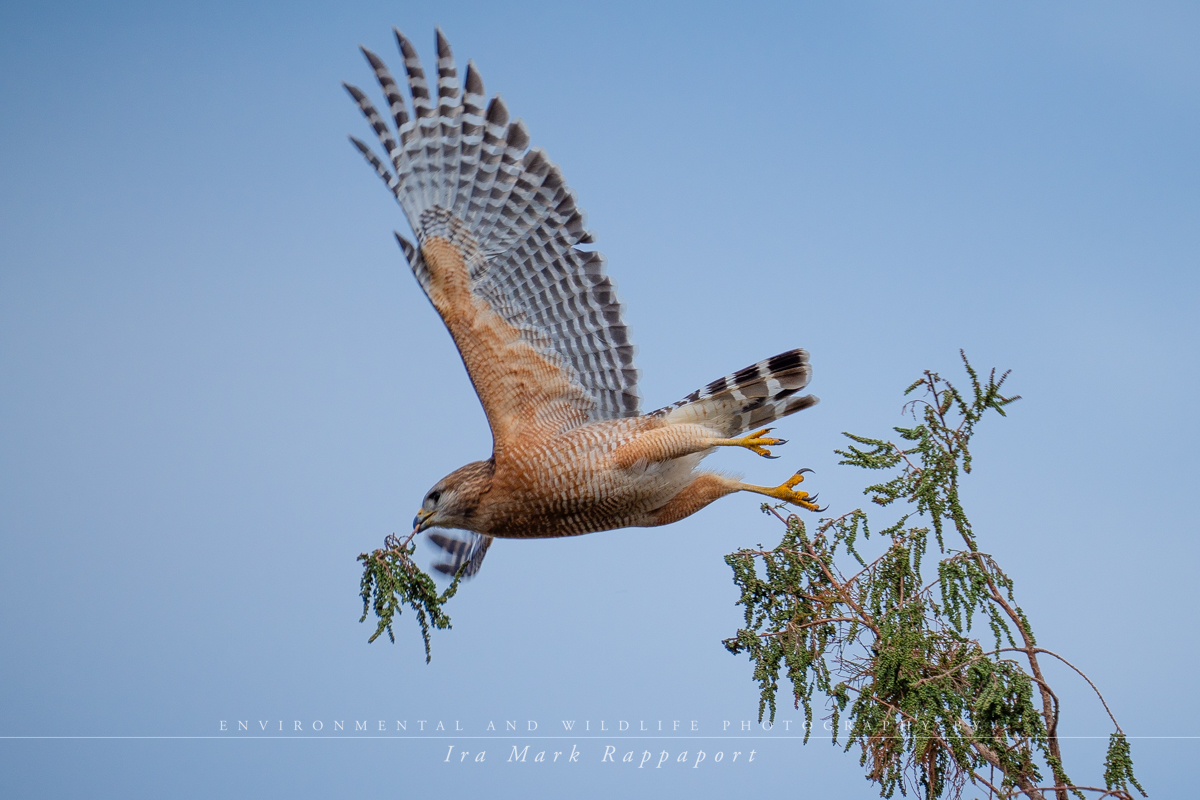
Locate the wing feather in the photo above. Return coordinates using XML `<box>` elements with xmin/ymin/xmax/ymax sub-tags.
<box><xmin>427</xmin><ymin>531</ymin><xmax>492</xmax><ymax>578</ymax></box>
<box><xmin>347</xmin><ymin>29</ymin><xmax>642</xmax><ymax>437</ymax></box>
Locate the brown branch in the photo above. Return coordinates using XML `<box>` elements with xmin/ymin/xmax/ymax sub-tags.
<box><xmin>783</xmin><ymin>516</ymin><xmax>881</xmax><ymax>639</ymax></box>
<box><xmin>958</xmin><ymin>720</ymin><xmax>1047</xmax><ymax>800</ymax></box>
<box><xmin>816</xmin><ymin>509</ymin><xmax>862</xmax><ymax>529</ymax></box>
<box><xmin>840</xmin><ymin>559</ymin><xmax>881</xmax><ymax>591</ymax></box>
<box><xmin>909</xmin><ymin>653</ymin><xmax>1026</xmax><ymax>688</ymax></box>
<box><xmin>755</xmin><ymin>617</ymin><xmax>867</xmax><ymax>637</ymax></box>
<box><xmin>1000</xmin><ymin>648</ymin><xmax>1123</xmax><ymax>734</ymax></box>
<box><xmin>967</xmin><ymin>766</ymin><xmax>1008</xmax><ymax>799</ymax></box>
<box><xmin>890</xmin><ymin>440</ymin><xmax>923</xmax><ymax>474</ymax></box>
<box><xmin>1029</xmin><ymin>789</ymin><xmax>1132</xmax><ymax>799</ymax></box>
<box><xmin>968</xmin><ymin>553</ymin><xmax>1068</xmax><ymax>800</ymax></box>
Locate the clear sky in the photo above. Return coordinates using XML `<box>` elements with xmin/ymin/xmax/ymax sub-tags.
<box><xmin>1</xmin><ymin>1</ymin><xmax>1197</xmax><ymax>796</ymax></box>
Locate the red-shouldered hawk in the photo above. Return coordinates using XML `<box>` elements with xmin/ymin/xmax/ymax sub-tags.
<box><xmin>346</xmin><ymin>28</ymin><xmax>821</xmax><ymax>577</ymax></box>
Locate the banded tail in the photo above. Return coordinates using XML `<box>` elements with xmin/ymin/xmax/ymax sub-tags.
<box><xmin>654</xmin><ymin>349</ymin><xmax>817</xmax><ymax>437</ymax></box>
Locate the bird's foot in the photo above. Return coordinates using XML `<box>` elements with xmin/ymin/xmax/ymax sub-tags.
<box><xmin>714</xmin><ymin>427</ymin><xmax>788</xmax><ymax>459</ymax></box>
<box><xmin>749</xmin><ymin>468</ymin><xmax>824</xmax><ymax>512</ymax></box>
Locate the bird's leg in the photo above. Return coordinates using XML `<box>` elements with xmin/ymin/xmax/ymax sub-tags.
<box><xmin>644</xmin><ymin>473</ymin><xmax>741</xmax><ymax>527</ymax></box>
<box><xmin>739</xmin><ymin>469</ymin><xmax>823</xmax><ymax>512</ymax></box>
<box><xmin>710</xmin><ymin>428</ymin><xmax>787</xmax><ymax>459</ymax></box>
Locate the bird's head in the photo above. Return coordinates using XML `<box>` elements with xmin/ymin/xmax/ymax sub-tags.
<box><xmin>412</xmin><ymin>459</ymin><xmax>495</xmax><ymax>534</ymax></box>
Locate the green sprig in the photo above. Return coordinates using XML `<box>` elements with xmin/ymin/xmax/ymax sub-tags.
<box><xmin>358</xmin><ymin>532</ymin><xmax>464</xmax><ymax>663</ymax></box>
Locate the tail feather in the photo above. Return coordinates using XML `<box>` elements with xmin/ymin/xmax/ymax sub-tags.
<box><xmin>656</xmin><ymin>349</ymin><xmax>817</xmax><ymax>437</ymax></box>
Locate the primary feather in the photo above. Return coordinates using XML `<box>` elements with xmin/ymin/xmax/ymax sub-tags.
<box><xmin>345</xmin><ymin>29</ymin><xmax>640</xmax><ymax>422</ymax></box>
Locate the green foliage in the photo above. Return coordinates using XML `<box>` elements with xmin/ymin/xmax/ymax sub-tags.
<box><xmin>358</xmin><ymin>532</ymin><xmax>463</xmax><ymax>663</ymax></box>
<box><xmin>1104</xmin><ymin>733</ymin><xmax>1146</xmax><ymax>798</ymax></box>
<box><xmin>836</xmin><ymin>351</ymin><xmax>1018</xmax><ymax>552</ymax></box>
<box><xmin>725</xmin><ymin>353</ymin><xmax>1145</xmax><ymax>800</ymax></box>
<box><xmin>724</xmin><ymin>519</ymin><xmax>842</xmax><ymax>737</ymax></box>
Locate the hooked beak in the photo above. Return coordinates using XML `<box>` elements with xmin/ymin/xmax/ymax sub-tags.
<box><xmin>413</xmin><ymin>508</ymin><xmax>434</xmax><ymax>533</ymax></box>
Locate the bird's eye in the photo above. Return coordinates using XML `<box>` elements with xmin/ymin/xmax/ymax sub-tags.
<box><xmin>426</xmin><ymin>490</ymin><xmax>441</xmax><ymax>508</ymax></box>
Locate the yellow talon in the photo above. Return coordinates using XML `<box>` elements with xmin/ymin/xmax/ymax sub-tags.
<box><xmin>743</xmin><ymin>469</ymin><xmax>822</xmax><ymax>512</ymax></box>
<box><xmin>713</xmin><ymin>427</ymin><xmax>788</xmax><ymax>459</ymax></box>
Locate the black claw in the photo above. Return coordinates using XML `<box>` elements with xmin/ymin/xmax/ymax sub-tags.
<box><xmin>808</xmin><ymin>493</ymin><xmax>819</xmax><ymax>502</ymax></box>
<box><xmin>764</xmin><ymin>453</ymin><xmax>780</xmax><ymax>460</ymax></box>
<box><xmin>796</xmin><ymin>468</ymin><xmax>814</xmax><ymax>476</ymax></box>
<box><xmin>776</xmin><ymin>438</ymin><xmax>788</xmax><ymax>446</ymax></box>
<box><xmin>816</xmin><ymin>504</ymin><xmax>829</xmax><ymax>513</ymax></box>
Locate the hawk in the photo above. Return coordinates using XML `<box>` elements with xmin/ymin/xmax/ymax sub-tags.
<box><xmin>346</xmin><ymin>28</ymin><xmax>821</xmax><ymax>577</ymax></box>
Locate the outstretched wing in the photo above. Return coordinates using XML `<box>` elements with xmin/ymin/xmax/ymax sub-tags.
<box><xmin>345</xmin><ymin>29</ymin><xmax>640</xmax><ymax>446</ymax></box>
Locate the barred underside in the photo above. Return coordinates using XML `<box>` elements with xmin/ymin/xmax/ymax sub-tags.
<box><xmin>346</xmin><ymin>28</ymin><xmax>640</xmax><ymax>421</ymax></box>
<box><xmin>655</xmin><ymin>349</ymin><xmax>819</xmax><ymax>437</ymax></box>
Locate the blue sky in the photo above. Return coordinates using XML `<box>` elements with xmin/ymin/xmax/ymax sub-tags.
<box><xmin>1</xmin><ymin>1</ymin><xmax>1197</xmax><ymax>796</ymax></box>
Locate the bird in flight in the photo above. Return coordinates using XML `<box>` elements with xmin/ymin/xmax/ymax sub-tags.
<box><xmin>346</xmin><ymin>28</ymin><xmax>821</xmax><ymax>578</ymax></box>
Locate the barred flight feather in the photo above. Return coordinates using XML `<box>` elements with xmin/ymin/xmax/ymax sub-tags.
<box><xmin>427</xmin><ymin>531</ymin><xmax>492</xmax><ymax>578</ymax></box>
<box><xmin>655</xmin><ymin>349</ymin><xmax>819</xmax><ymax>438</ymax></box>
<box><xmin>347</xmin><ymin>29</ymin><xmax>640</xmax><ymax>421</ymax></box>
